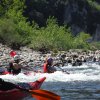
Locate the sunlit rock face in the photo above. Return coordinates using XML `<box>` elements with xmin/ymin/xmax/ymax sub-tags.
<box><xmin>64</xmin><ymin>0</ymin><xmax>100</xmax><ymax>40</ymax></box>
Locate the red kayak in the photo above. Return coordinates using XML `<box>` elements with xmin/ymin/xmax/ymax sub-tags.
<box><xmin>0</xmin><ymin>77</ymin><xmax>46</xmax><ymax>100</ymax></box>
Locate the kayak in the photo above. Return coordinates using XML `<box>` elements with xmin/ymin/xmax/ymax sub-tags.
<box><xmin>0</xmin><ymin>77</ymin><xmax>46</xmax><ymax>100</ymax></box>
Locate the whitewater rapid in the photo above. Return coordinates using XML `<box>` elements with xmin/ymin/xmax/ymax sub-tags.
<box><xmin>0</xmin><ymin>63</ymin><xmax>100</xmax><ymax>83</ymax></box>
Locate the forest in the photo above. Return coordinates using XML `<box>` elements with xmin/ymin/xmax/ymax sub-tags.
<box><xmin>0</xmin><ymin>0</ymin><xmax>100</xmax><ymax>51</ymax></box>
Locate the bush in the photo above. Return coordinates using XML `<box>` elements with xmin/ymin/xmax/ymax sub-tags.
<box><xmin>90</xmin><ymin>42</ymin><xmax>100</xmax><ymax>50</ymax></box>
<box><xmin>73</xmin><ymin>32</ymin><xmax>91</xmax><ymax>49</ymax></box>
<box><xmin>0</xmin><ymin>18</ymin><xmax>35</xmax><ymax>49</ymax></box>
<box><xmin>29</xmin><ymin>17</ymin><xmax>74</xmax><ymax>51</ymax></box>
<box><xmin>0</xmin><ymin>19</ymin><xmax>22</xmax><ymax>48</ymax></box>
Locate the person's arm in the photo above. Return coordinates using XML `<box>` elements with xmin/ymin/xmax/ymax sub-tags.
<box><xmin>52</xmin><ymin>62</ymin><xmax>62</xmax><ymax>67</ymax></box>
<box><xmin>19</xmin><ymin>60</ymin><xmax>26</xmax><ymax>64</ymax></box>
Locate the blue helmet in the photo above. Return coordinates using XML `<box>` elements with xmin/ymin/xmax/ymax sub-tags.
<box><xmin>47</xmin><ymin>58</ymin><xmax>53</xmax><ymax>64</ymax></box>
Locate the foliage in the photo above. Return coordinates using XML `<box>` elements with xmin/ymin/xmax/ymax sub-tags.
<box><xmin>0</xmin><ymin>18</ymin><xmax>22</xmax><ymax>48</ymax></box>
<box><xmin>24</xmin><ymin>0</ymin><xmax>67</xmax><ymax>26</ymax></box>
<box><xmin>90</xmin><ymin>42</ymin><xmax>100</xmax><ymax>50</ymax></box>
<box><xmin>73</xmin><ymin>32</ymin><xmax>91</xmax><ymax>49</ymax></box>
<box><xmin>87</xmin><ymin>0</ymin><xmax>100</xmax><ymax>10</ymax></box>
<box><xmin>29</xmin><ymin>17</ymin><xmax>92</xmax><ymax>51</ymax></box>
<box><xmin>0</xmin><ymin>17</ymin><xmax>39</xmax><ymax>49</ymax></box>
<box><xmin>0</xmin><ymin>0</ymin><xmax>25</xmax><ymax>18</ymax></box>
<box><xmin>0</xmin><ymin>0</ymin><xmax>39</xmax><ymax>49</ymax></box>
<box><xmin>0</xmin><ymin>0</ymin><xmax>99</xmax><ymax>51</ymax></box>
<box><xmin>29</xmin><ymin>17</ymin><xmax>74</xmax><ymax>51</ymax></box>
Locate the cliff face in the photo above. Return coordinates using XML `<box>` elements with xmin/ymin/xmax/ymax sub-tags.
<box><xmin>64</xmin><ymin>0</ymin><xmax>100</xmax><ymax>40</ymax></box>
<box><xmin>24</xmin><ymin>0</ymin><xmax>100</xmax><ymax>41</ymax></box>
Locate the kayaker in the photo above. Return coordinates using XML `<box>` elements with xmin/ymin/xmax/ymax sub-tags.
<box><xmin>0</xmin><ymin>67</ymin><xmax>9</xmax><ymax>75</ymax></box>
<box><xmin>0</xmin><ymin>78</ymin><xmax>18</xmax><ymax>91</ymax></box>
<box><xmin>43</xmin><ymin>58</ymin><xmax>56</xmax><ymax>73</ymax></box>
<box><xmin>0</xmin><ymin>78</ymin><xmax>29</xmax><ymax>90</ymax></box>
<box><xmin>7</xmin><ymin>55</ymin><xmax>24</xmax><ymax>75</ymax></box>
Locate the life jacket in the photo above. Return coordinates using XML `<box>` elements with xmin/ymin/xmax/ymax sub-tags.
<box><xmin>43</xmin><ymin>63</ymin><xmax>48</xmax><ymax>73</ymax></box>
<box><xmin>43</xmin><ymin>63</ymin><xmax>56</xmax><ymax>73</ymax></box>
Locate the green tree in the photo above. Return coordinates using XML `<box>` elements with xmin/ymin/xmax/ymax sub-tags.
<box><xmin>30</xmin><ymin>17</ymin><xmax>73</xmax><ymax>51</ymax></box>
<box><xmin>0</xmin><ymin>18</ymin><xmax>22</xmax><ymax>49</ymax></box>
<box><xmin>73</xmin><ymin>32</ymin><xmax>91</xmax><ymax>49</ymax></box>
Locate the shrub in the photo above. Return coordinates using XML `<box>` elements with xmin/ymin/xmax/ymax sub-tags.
<box><xmin>29</xmin><ymin>17</ymin><xmax>74</xmax><ymax>51</ymax></box>
<box><xmin>0</xmin><ymin>18</ymin><xmax>22</xmax><ymax>48</ymax></box>
<box><xmin>73</xmin><ymin>32</ymin><xmax>91</xmax><ymax>49</ymax></box>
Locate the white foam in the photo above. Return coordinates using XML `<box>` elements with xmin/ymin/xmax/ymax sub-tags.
<box><xmin>0</xmin><ymin>63</ymin><xmax>100</xmax><ymax>83</ymax></box>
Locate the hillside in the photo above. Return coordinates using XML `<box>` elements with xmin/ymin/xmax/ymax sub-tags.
<box><xmin>0</xmin><ymin>0</ymin><xmax>100</xmax><ymax>50</ymax></box>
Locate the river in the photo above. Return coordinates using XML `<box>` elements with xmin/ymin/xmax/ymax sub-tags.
<box><xmin>0</xmin><ymin>62</ymin><xmax>100</xmax><ymax>100</ymax></box>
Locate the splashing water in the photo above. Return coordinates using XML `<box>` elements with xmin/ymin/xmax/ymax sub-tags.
<box><xmin>0</xmin><ymin>63</ymin><xmax>100</xmax><ymax>100</ymax></box>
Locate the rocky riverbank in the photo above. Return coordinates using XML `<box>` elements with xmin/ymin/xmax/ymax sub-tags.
<box><xmin>0</xmin><ymin>44</ymin><xmax>100</xmax><ymax>68</ymax></box>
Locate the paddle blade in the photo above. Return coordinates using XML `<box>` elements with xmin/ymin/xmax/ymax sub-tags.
<box><xmin>30</xmin><ymin>89</ymin><xmax>60</xmax><ymax>100</ymax></box>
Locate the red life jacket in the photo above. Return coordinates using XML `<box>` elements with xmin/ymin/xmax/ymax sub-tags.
<box><xmin>43</xmin><ymin>63</ymin><xmax>48</xmax><ymax>73</ymax></box>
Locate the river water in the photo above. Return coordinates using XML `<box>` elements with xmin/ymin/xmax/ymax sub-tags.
<box><xmin>0</xmin><ymin>63</ymin><xmax>100</xmax><ymax>100</ymax></box>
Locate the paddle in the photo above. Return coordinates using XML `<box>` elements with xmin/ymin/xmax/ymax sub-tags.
<box><xmin>57</xmin><ymin>66</ymin><xmax>70</xmax><ymax>74</ymax></box>
<box><xmin>16</xmin><ymin>85</ymin><xmax>60</xmax><ymax>100</ymax></box>
<box><xmin>29</xmin><ymin>89</ymin><xmax>60</xmax><ymax>100</ymax></box>
<box><xmin>53</xmin><ymin>63</ymin><xmax>70</xmax><ymax>74</ymax></box>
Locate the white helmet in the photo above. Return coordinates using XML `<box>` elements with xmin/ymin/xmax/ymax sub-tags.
<box><xmin>14</xmin><ymin>55</ymin><xmax>20</xmax><ymax>61</ymax></box>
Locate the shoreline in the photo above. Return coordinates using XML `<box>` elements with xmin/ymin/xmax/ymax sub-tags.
<box><xmin>0</xmin><ymin>43</ymin><xmax>100</xmax><ymax>67</ymax></box>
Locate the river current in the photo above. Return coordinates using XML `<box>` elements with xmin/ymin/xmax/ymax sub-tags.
<box><xmin>0</xmin><ymin>63</ymin><xmax>100</xmax><ymax>100</ymax></box>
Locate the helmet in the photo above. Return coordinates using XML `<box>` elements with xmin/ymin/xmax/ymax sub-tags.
<box><xmin>14</xmin><ymin>55</ymin><xmax>20</xmax><ymax>61</ymax></box>
<box><xmin>47</xmin><ymin>58</ymin><xmax>53</xmax><ymax>64</ymax></box>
